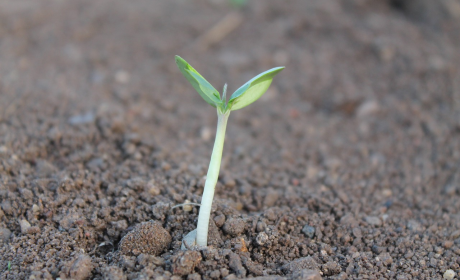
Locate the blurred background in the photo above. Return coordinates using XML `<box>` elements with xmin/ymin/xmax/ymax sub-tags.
<box><xmin>0</xmin><ymin>0</ymin><xmax>459</xmax><ymax>209</ymax></box>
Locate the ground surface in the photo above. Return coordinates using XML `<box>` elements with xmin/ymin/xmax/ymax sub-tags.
<box><xmin>1</xmin><ymin>0</ymin><xmax>460</xmax><ymax>279</ymax></box>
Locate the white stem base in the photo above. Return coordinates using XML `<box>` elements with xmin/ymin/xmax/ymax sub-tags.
<box><xmin>195</xmin><ymin>110</ymin><xmax>230</xmax><ymax>247</ymax></box>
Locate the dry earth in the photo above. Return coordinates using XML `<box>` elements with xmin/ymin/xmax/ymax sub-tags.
<box><xmin>1</xmin><ymin>0</ymin><xmax>460</xmax><ymax>279</ymax></box>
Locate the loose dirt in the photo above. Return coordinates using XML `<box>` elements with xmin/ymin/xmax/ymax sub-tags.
<box><xmin>1</xmin><ymin>0</ymin><xmax>460</xmax><ymax>279</ymax></box>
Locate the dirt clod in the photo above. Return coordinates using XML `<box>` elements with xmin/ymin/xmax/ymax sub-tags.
<box><xmin>282</xmin><ymin>257</ymin><xmax>320</xmax><ymax>274</ymax></box>
<box><xmin>63</xmin><ymin>254</ymin><xmax>93</xmax><ymax>280</ymax></box>
<box><xmin>171</xmin><ymin>250</ymin><xmax>202</xmax><ymax>276</ymax></box>
<box><xmin>321</xmin><ymin>261</ymin><xmax>341</xmax><ymax>276</ymax></box>
<box><xmin>222</xmin><ymin>218</ymin><xmax>245</xmax><ymax>237</ymax></box>
<box><xmin>228</xmin><ymin>252</ymin><xmax>247</xmax><ymax>277</ymax></box>
<box><xmin>119</xmin><ymin>221</ymin><xmax>171</xmax><ymax>256</ymax></box>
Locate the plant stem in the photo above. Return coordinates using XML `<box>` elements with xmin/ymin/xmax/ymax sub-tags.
<box><xmin>196</xmin><ymin>109</ymin><xmax>230</xmax><ymax>247</ymax></box>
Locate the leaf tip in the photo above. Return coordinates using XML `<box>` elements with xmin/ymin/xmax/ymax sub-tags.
<box><xmin>175</xmin><ymin>55</ymin><xmax>185</xmax><ymax>65</ymax></box>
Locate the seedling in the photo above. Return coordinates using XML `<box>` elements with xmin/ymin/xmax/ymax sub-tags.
<box><xmin>175</xmin><ymin>55</ymin><xmax>284</xmax><ymax>248</ymax></box>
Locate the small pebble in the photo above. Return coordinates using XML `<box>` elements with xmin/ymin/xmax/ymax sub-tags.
<box><xmin>302</xmin><ymin>225</ymin><xmax>315</xmax><ymax>239</ymax></box>
<box><xmin>356</xmin><ymin>100</ymin><xmax>380</xmax><ymax>117</ymax></box>
<box><xmin>32</xmin><ymin>204</ymin><xmax>40</xmax><ymax>214</ymax></box>
<box><xmin>443</xmin><ymin>269</ymin><xmax>456</xmax><ymax>280</ymax></box>
<box><xmin>182</xmin><ymin>200</ymin><xmax>193</xmax><ymax>212</ymax></box>
<box><xmin>255</xmin><ymin>232</ymin><xmax>269</xmax><ymax>246</ymax></box>
<box><xmin>19</xmin><ymin>219</ymin><xmax>31</xmax><ymax>234</ymax></box>
<box><xmin>213</xmin><ymin>214</ymin><xmax>226</xmax><ymax>228</ymax></box>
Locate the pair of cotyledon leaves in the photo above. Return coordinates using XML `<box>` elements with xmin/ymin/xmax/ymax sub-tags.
<box><xmin>175</xmin><ymin>55</ymin><xmax>284</xmax><ymax>112</ymax></box>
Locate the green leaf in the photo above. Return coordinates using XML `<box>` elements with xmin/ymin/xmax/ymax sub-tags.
<box><xmin>228</xmin><ymin>67</ymin><xmax>284</xmax><ymax>111</ymax></box>
<box><xmin>175</xmin><ymin>55</ymin><xmax>222</xmax><ymax>107</ymax></box>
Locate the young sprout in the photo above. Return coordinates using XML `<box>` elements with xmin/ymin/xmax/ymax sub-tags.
<box><xmin>175</xmin><ymin>55</ymin><xmax>284</xmax><ymax>248</ymax></box>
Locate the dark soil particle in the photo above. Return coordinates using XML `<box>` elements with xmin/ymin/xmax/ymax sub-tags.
<box><xmin>1</xmin><ymin>0</ymin><xmax>460</xmax><ymax>279</ymax></box>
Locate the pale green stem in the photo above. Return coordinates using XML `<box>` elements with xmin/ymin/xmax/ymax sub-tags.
<box><xmin>196</xmin><ymin>109</ymin><xmax>230</xmax><ymax>247</ymax></box>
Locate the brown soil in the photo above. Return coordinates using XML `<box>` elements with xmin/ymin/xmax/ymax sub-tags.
<box><xmin>1</xmin><ymin>0</ymin><xmax>460</xmax><ymax>279</ymax></box>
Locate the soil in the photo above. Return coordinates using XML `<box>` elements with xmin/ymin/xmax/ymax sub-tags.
<box><xmin>1</xmin><ymin>0</ymin><xmax>460</xmax><ymax>279</ymax></box>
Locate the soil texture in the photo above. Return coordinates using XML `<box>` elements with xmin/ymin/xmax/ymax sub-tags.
<box><xmin>1</xmin><ymin>0</ymin><xmax>460</xmax><ymax>279</ymax></box>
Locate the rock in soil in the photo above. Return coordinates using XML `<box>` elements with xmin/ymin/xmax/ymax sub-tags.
<box><xmin>19</xmin><ymin>219</ymin><xmax>31</xmax><ymax>234</ymax></box>
<box><xmin>119</xmin><ymin>221</ymin><xmax>171</xmax><ymax>256</ymax></box>
<box><xmin>443</xmin><ymin>269</ymin><xmax>456</xmax><ymax>280</ymax></box>
<box><xmin>255</xmin><ymin>232</ymin><xmax>269</xmax><ymax>246</ymax></box>
<box><xmin>301</xmin><ymin>225</ymin><xmax>316</xmax><ymax>239</ymax></box>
